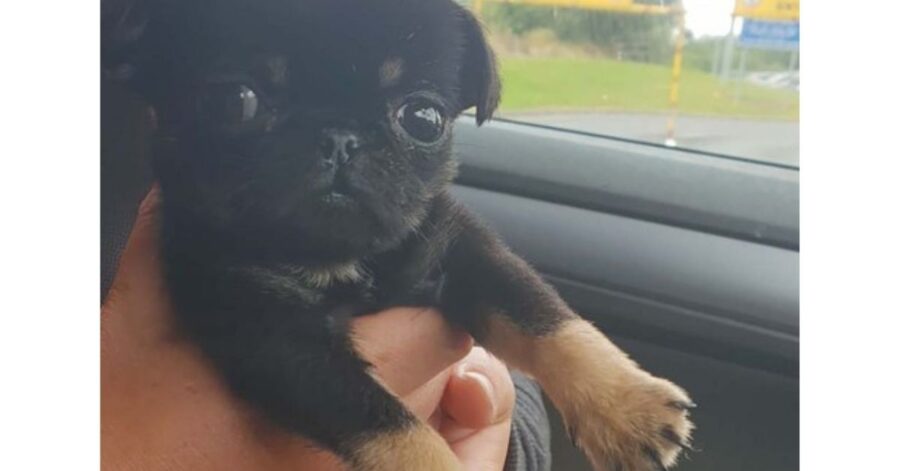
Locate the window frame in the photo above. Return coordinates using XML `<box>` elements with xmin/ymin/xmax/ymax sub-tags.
<box><xmin>455</xmin><ymin>115</ymin><xmax>800</xmax><ymax>250</ymax></box>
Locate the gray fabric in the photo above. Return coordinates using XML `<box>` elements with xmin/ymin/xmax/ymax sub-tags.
<box><xmin>505</xmin><ymin>372</ymin><xmax>553</xmax><ymax>471</ymax></box>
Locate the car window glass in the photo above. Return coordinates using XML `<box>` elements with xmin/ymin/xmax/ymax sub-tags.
<box><xmin>462</xmin><ymin>0</ymin><xmax>799</xmax><ymax>167</ymax></box>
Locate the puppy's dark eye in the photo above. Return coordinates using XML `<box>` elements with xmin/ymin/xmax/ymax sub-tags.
<box><xmin>198</xmin><ymin>83</ymin><xmax>268</xmax><ymax>128</ymax></box>
<box><xmin>396</xmin><ymin>98</ymin><xmax>446</xmax><ymax>143</ymax></box>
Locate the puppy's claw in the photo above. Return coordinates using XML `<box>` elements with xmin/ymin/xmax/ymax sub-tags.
<box><xmin>643</xmin><ymin>446</ymin><xmax>668</xmax><ymax>471</ymax></box>
<box><xmin>668</xmin><ymin>400</ymin><xmax>697</xmax><ymax>411</ymax></box>
<box><xmin>660</xmin><ymin>426</ymin><xmax>694</xmax><ymax>452</ymax></box>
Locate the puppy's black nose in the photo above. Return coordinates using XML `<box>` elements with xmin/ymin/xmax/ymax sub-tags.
<box><xmin>319</xmin><ymin>129</ymin><xmax>361</xmax><ymax>166</ymax></box>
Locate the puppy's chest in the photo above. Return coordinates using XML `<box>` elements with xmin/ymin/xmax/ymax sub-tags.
<box><xmin>242</xmin><ymin>258</ymin><xmax>444</xmax><ymax>312</ymax></box>
<box><xmin>241</xmin><ymin>262</ymin><xmax>370</xmax><ymax>305</ymax></box>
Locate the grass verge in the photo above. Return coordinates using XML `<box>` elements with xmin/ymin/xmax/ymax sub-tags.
<box><xmin>497</xmin><ymin>57</ymin><xmax>799</xmax><ymax>120</ymax></box>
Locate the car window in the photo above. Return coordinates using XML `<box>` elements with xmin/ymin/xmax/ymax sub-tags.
<box><xmin>462</xmin><ymin>0</ymin><xmax>799</xmax><ymax>167</ymax></box>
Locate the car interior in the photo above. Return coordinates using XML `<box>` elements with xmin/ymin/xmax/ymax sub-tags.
<box><xmin>101</xmin><ymin>0</ymin><xmax>800</xmax><ymax>468</ymax></box>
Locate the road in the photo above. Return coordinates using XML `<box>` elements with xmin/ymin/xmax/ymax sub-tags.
<box><xmin>504</xmin><ymin>112</ymin><xmax>799</xmax><ymax>167</ymax></box>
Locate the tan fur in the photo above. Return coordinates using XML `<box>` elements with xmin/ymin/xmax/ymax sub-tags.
<box><xmin>379</xmin><ymin>57</ymin><xmax>405</xmax><ymax>88</ymax></box>
<box><xmin>352</xmin><ymin>423</ymin><xmax>461</xmax><ymax>471</ymax></box>
<box><xmin>240</xmin><ymin>262</ymin><xmax>365</xmax><ymax>291</ymax></box>
<box><xmin>483</xmin><ymin>315</ymin><xmax>694</xmax><ymax>470</ymax></box>
<box><xmin>296</xmin><ymin>262</ymin><xmax>365</xmax><ymax>288</ymax></box>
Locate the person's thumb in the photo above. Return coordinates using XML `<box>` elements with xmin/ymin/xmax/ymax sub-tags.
<box><xmin>439</xmin><ymin>347</ymin><xmax>515</xmax><ymax>471</ymax></box>
<box><xmin>440</xmin><ymin>347</ymin><xmax>515</xmax><ymax>440</ymax></box>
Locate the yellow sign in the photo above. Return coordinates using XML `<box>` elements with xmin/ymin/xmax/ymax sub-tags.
<box><xmin>733</xmin><ymin>0</ymin><xmax>799</xmax><ymax>21</ymax></box>
<box><xmin>486</xmin><ymin>0</ymin><xmax>677</xmax><ymax>15</ymax></box>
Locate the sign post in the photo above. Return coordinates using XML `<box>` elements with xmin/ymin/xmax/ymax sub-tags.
<box><xmin>722</xmin><ymin>0</ymin><xmax>800</xmax><ymax>99</ymax></box>
<box><xmin>665</xmin><ymin>5</ymin><xmax>686</xmax><ymax>147</ymax></box>
<box><xmin>720</xmin><ymin>15</ymin><xmax>737</xmax><ymax>81</ymax></box>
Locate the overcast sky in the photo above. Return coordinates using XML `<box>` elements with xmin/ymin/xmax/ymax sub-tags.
<box><xmin>682</xmin><ymin>0</ymin><xmax>740</xmax><ymax>37</ymax></box>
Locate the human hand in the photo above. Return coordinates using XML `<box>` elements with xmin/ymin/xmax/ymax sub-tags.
<box><xmin>101</xmin><ymin>188</ymin><xmax>514</xmax><ymax>471</ymax></box>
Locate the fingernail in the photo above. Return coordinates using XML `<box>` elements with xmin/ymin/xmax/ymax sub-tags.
<box><xmin>460</xmin><ymin>367</ymin><xmax>497</xmax><ymax>418</ymax></box>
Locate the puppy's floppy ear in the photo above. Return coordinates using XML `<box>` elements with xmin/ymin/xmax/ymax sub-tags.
<box><xmin>457</xmin><ymin>8</ymin><xmax>501</xmax><ymax>126</ymax></box>
<box><xmin>101</xmin><ymin>0</ymin><xmax>149</xmax><ymax>81</ymax></box>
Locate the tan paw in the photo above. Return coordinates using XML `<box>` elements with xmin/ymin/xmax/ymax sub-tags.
<box><xmin>563</xmin><ymin>372</ymin><xmax>695</xmax><ymax>471</ymax></box>
<box><xmin>483</xmin><ymin>316</ymin><xmax>696</xmax><ymax>470</ymax></box>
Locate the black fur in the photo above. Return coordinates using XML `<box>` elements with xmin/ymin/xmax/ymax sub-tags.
<box><xmin>103</xmin><ymin>0</ymin><xmax>573</xmax><ymax>465</ymax></box>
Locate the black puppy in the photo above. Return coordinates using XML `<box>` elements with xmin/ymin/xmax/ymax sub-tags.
<box><xmin>103</xmin><ymin>0</ymin><xmax>694</xmax><ymax>469</ymax></box>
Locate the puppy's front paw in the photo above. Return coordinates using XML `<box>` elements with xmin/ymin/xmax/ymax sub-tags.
<box><xmin>484</xmin><ymin>316</ymin><xmax>695</xmax><ymax>470</ymax></box>
<box><xmin>563</xmin><ymin>372</ymin><xmax>695</xmax><ymax>471</ymax></box>
<box><xmin>516</xmin><ymin>319</ymin><xmax>695</xmax><ymax>471</ymax></box>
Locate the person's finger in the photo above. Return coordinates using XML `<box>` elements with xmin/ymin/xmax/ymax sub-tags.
<box><xmin>352</xmin><ymin>307</ymin><xmax>473</xmax><ymax>398</ymax></box>
<box><xmin>439</xmin><ymin>347</ymin><xmax>515</xmax><ymax>471</ymax></box>
<box><xmin>102</xmin><ymin>185</ymin><xmax>168</xmax><ymax>324</ymax></box>
<box><xmin>101</xmin><ymin>186</ymin><xmax>179</xmax><ymax>350</ymax></box>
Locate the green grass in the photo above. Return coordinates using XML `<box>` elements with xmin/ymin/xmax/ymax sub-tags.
<box><xmin>497</xmin><ymin>57</ymin><xmax>799</xmax><ymax>120</ymax></box>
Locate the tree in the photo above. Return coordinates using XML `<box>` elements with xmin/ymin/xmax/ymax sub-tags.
<box><xmin>483</xmin><ymin>3</ymin><xmax>677</xmax><ymax>64</ymax></box>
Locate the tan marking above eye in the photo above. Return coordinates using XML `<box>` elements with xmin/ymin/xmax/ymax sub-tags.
<box><xmin>379</xmin><ymin>57</ymin><xmax>405</xmax><ymax>88</ymax></box>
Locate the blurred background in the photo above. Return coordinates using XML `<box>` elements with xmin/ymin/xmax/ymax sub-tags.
<box><xmin>461</xmin><ymin>0</ymin><xmax>799</xmax><ymax>166</ymax></box>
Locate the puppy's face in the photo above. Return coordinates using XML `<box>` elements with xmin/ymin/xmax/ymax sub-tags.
<box><xmin>106</xmin><ymin>0</ymin><xmax>498</xmax><ymax>259</ymax></box>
